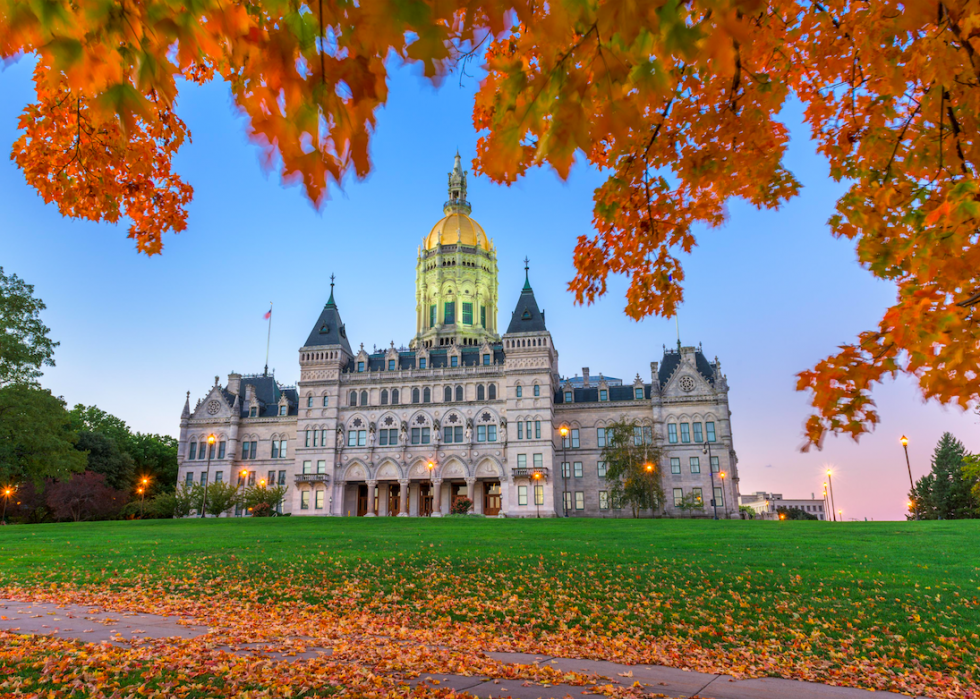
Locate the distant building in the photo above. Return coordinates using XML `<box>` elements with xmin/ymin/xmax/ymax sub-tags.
<box><xmin>741</xmin><ymin>491</ymin><xmax>828</xmax><ymax>520</ymax></box>
<box><xmin>177</xmin><ymin>154</ymin><xmax>741</xmax><ymax>518</ymax></box>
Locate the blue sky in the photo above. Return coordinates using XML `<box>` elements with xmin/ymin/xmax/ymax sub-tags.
<box><xmin>1</xmin><ymin>57</ymin><xmax>976</xmax><ymax>521</ymax></box>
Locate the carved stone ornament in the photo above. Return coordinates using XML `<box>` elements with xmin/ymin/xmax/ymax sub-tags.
<box><xmin>206</xmin><ymin>400</ymin><xmax>221</xmax><ymax>415</ymax></box>
<box><xmin>679</xmin><ymin>375</ymin><xmax>696</xmax><ymax>392</ymax></box>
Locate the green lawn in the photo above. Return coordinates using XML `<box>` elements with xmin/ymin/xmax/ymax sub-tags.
<box><xmin>1</xmin><ymin>518</ymin><xmax>978</xmax><ymax>691</ymax></box>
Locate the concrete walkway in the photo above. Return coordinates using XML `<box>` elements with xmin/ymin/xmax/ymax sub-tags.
<box><xmin>0</xmin><ymin>599</ymin><xmax>932</xmax><ymax>699</ymax></box>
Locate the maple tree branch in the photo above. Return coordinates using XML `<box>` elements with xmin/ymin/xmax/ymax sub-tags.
<box><xmin>883</xmin><ymin>104</ymin><xmax>921</xmax><ymax>180</ymax></box>
<box><xmin>518</xmin><ymin>23</ymin><xmax>599</xmax><ymax>128</ymax></box>
<box><xmin>942</xmin><ymin>89</ymin><xmax>970</xmax><ymax>176</ymax></box>
<box><xmin>941</xmin><ymin>2</ymin><xmax>980</xmax><ymax>83</ymax></box>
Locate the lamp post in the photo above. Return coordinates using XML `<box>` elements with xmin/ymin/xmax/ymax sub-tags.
<box><xmin>1</xmin><ymin>486</ymin><xmax>13</xmax><ymax>524</ymax></box>
<box><xmin>702</xmin><ymin>442</ymin><xmax>718</xmax><ymax>520</ymax></box>
<box><xmin>427</xmin><ymin>460</ymin><xmax>436</xmax><ymax>517</ymax></box>
<box><xmin>138</xmin><ymin>477</ymin><xmax>149</xmax><ymax>518</ymax></box>
<box><xmin>719</xmin><ymin>472</ymin><xmax>727</xmax><ymax>518</ymax></box>
<box><xmin>822</xmin><ymin>482</ymin><xmax>829</xmax><ymax>521</ymax></box>
<box><xmin>826</xmin><ymin>469</ymin><xmax>837</xmax><ymax>522</ymax></box>
<box><xmin>900</xmin><ymin>436</ymin><xmax>918</xmax><ymax>520</ymax></box>
<box><xmin>559</xmin><ymin>425</ymin><xmax>569</xmax><ymax>518</ymax></box>
<box><xmin>238</xmin><ymin>468</ymin><xmax>248</xmax><ymax>517</ymax></box>
<box><xmin>200</xmin><ymin>434</ymin><xmax>216</xmax><ymax>518</ymax></box>
<box><xmin>533</xmin><ymin>471</ymin><xmax>541</xmax><ymax>518</ymax></box>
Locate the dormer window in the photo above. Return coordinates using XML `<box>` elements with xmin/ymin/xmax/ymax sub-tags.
<box><xmin>483</xmin><ymin>354</ymin><xmax>490</xmax><ymax>366</ymax></box>
<box><xmin>419</xmin><ymin>358</ymin><xmax>427</xmax><ymax>369</ymax></box>
<box><xmin>388</xmin><ymin>359</ymin><xmax>396</xmax><ymax>371</ymax></box>
<box><xmin>634</xmin><ymin>387</ymin><xmax>644</xmax><ymax>400</ymax></box>
<box><xmin>357</xmin><ymin>361</ymin><xmax>365</xmax><ymax>372</ymax></box>
<box><xmin>249</xmin><ymin>406</ymin><xmax>258</xmax><ymax>417</ymax></box>
<box><xmin>564</xmin><ymin>390</ymin><xmax>573</xmax><ymax>403</ymax></box>
<box><xmin>450</xmin><ymin>356</ymin><xmax>458</xmax><ymax>368</ymax></box>
<box><xmin>599</xmin><ymin>389</ymin><xmax>608</xmax><ymax>401</ymax></box>
<box><xmin>279</xmin><ymin>405</ymin><xmax>287</xmax><ymax>416</ymax></box>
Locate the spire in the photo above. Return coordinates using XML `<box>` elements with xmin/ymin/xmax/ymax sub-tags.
<box><xmin>444</xmin><ymin>152</ymin><xmax>472</xmax><ymax>215</ymax></box>
<box><xmin>523</xmin><ymin>256</ymin><xmax>531</xmax><ymax>290</ymax></box>
<box><xmin>181</xmin><ymin>391</ymin><xmax>191</xmax><ymax>419</ymax></box>
<box><xmin>326</xmin><ymin>273</ymin><xmax>336</xmax><ymax>309</ymax></box>
<box><xmin>304</xmin><ymin>277</ymin><xmax>352</xmax><ymax>353</ymax></box>
<box><xmin>506</xmin><ymin>263</ymin><xmax>548</xmax><ymax>334</ymax></box>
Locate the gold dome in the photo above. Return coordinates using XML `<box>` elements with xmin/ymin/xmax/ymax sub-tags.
<box><xmin>424</xmin><ymin>212</ymin><xmax>492</xmax><ymax>251</ymax></box>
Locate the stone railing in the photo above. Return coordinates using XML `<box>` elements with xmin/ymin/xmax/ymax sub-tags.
<box><xmin>511</xmin><ymin>466</ymin><xmax>548</xmax><ymax>480</ymax></box>
<box><xmin>295</xmin><ymin>473</ymin><xmax>330</xmax><ymax>483</ymax></box>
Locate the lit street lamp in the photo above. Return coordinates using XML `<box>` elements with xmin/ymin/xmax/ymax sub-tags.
<box><xmin>533</xmin><ymin>471</ymin><xmax>542</xmax><ymax>518</ymax></box>
<box><xmin>138</xmin><ymin>477</ymin><xmax>149</xmax><ymax>518</ymax></box>
<box><xmin>1</xmin><ymin>486</ymin><xmax>13</xmax><ymax>524</ymax></box>
<box><xmin>826</xmin><ymin>469</ymin><xmax>837</xmax><ymax>522</ymax></box>
<box><xmin>702</xmin><ymin>442</ymin><xmax>718</xmax><ymax>520</ymax></box>
<box><xmin>200</xmin><ymin>434</ymin><xmax>216</xmax><ymax>518</ymax></box>
<box><xmin>900</xmin><ymin>436</ymin><xmax>918</xmax><ymax>520</ymax></box>
<box><xmin>719</xmin><ymin>472</ymin><xmax>727</xmax><ymax>518</ymax></box>
<box><xmin>559</xmin><ymin>425</ymin><xmax>569</xmax><ymax>518</ymax></box>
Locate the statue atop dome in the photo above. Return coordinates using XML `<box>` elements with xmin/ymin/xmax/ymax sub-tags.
<box><xmin>445</xmin><ymin>151</ymin><xmax>472</xmax><ymax>215</ymax></box>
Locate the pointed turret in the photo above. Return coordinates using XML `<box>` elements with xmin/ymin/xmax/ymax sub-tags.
<box><xmin>445</xmin><ymin>151</ymin><xmax>472</xmax><ymax>215</ymax></box>
<box><xmin>181</xmin><ymin>391</ymin><xmax>191</xmax><ymax>419</ymax></box>
<box><xmin>506</xmin><ymin>258</ymin><xmax>547</xmax><ymax>333</ymax></box>
<box><xmin>304</xmin><ymin>274</ymin><xmax>353</xmax><ymax>354</ymax></box>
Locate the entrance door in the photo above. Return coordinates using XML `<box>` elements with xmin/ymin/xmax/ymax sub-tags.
<box><xmin>484</xmin><ymin>481</ymin><xmax>501</xmax><ymax>516</ymax></box>
<box><xmin>418</xmin><ymin>484</ymin><xmax>432</xmax><ymax>517</ymax></box>
<box><xmin>387</xmin><ymin>484</ymin><xmax>400</xmax><ymax>516</ymax></box>
<box><xmin>451</xmin><ymin>482</ymin><xmax>466</xmax><ymax>512</ymax></box>
<box><xmin>356</xmin><ymin>485</ymin><xmax>368</xmax><ymax>517</ymax></box>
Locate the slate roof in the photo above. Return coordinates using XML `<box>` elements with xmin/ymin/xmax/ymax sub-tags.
<box><xmin>554</xmin><ymin>384</ymin><xmax>651</xmax><ymax>405</ymax></box>
<box><xmin>562</xmin><ymin>375</ymin><xmax>622</xmax><ymax>387</ymax></box>
<box><xmin>657</xmin><ymin>349</ymin><xmax>716</xmax><ymax>386</ymax></box>
<box><xmin>344</xmin><ymin>345</ymin><xmax>506</xmax><ymax>373</ymax></box>
<box><xmin>237</xmin><ymin>375</ymin><xmax>298</xmax><ymax>417</ymax></box>
<box><xmin>506</xmin><ymin>276</ymin><xmax>547</xmax><ymax>334</ymax></box>
<box><xmin>304</xmin><ymin>290</ymin><xmax>353</xmax><ymax>354</ymax></box>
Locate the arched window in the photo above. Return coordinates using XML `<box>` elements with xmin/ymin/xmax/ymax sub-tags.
<box><xmin>423</xmin><ymin>387</ymin><xmax>431</xmax><ymax>403</ymax></box>
<box><xmin>391</xmin><ymin>388</ymin><xmax>400</xmax><ymax>404</ymax></box>
<box><xmin>477</xmin><ymin>384</ymin><xmax>485</xmax><ymax>401</ymax></box>
<box><xmin>488</xmin><ymin>384</ymin><xmax>497</xmax><ymax>400</ymax></box>
<box><xmin>412</xmin><ymin>388</ymin><xmax>420</xmax><ymax>404</ymax></box>
<box><xmin>322</xmin><ymin>395</ymin><xmax>329</xmax><ymax>407</ymax></box>
<box><xmin>349</xmin><ymin>390</ymin><xmax>357</xmax><ymax>407</ymax></box>
<box><xmin>455</xmin><ymin>385</ymin><xmax>463</xmax><ymax>402</ymax></box>
<box><xmin>380</xmin><ymin>389</ymin><xmax>389</xmax><ymax>405</ymax></box>
<box><xmin>359</xmin><ymin>390</ymin><xmax>368</xmax><ymax>406</ymax></box>
<box><xmin>307</xmin><ymin>395</ymin><xmax>313</xmax><ymax>408</ymax></box>
<box><xmin>444</xmin><ymin>386</ymin><xmax>453</xmax><ymax>402</ymax></box>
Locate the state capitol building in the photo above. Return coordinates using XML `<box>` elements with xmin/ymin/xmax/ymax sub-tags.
<box><xmin>177</xmin><ymin>155</ymin><xmax>741</xmax><ymax>518</ymax></box>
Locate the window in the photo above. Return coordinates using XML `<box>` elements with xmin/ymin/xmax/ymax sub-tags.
<box><xmin>412</xmin><ymin>388</ymin><xmax>420</xmax><ymax>404</ymax></box>
<box><xmin>272</xmin><ymin>440</ymin><xmax>280</xmax><ymax>458</ymax></box>
<box><xmin>533</xmin><ymin>453</ymin><xmax>543</xmax><ymax>470</ymax></box>
<box><xmin>411</xmin><ymin>427</ymin><xmax>431</xmax><ymax>445</ymax></box>
<box><xmin>706</xmin><ymin>421</ymin><xmax>716</xmax><ymax>442</ymax></box>
<box><xmin>320</xmin><ymin>430</ymin><xmax>326</xmax><ymax>447</ymax></box>
<box><xmin>714</xmin><ymin>487</ymin><xmax>724</xmax><ymax>507</ymax></box>
<box><xmin>348</xmin><ymin>431</ymin><xmax>356</xmax><ymax>447</ymax></box>
<box><xmin>249</xmin><ymin>406</ymin><xmax>258</xmax><ymax>418</ymax></box>
<box><xmin>301</xmin><ymin>491</ymin><xmax>310</xmax><ymax>510</ymax></box>
<box><xmin>379</xmin><ymin>428</ymin><xmax>398</xmax><ymax>446</ymax></box>
<box><xmin>200</xmin><ymin>472</ymin><xmax>208</xmax><ymax>485</ymax></box>
<box><xmin>693</xmin><ymin>422</ymin><xmax>703</xmax><ymax>443</ymax></box>
<box><xmin>477</xmin><ymin>425</ymin><xmax>486</xmax><ymax>442</ymax></box>
<box><xmin>690</xmin><ymin>457</ymin><xmax>701</xmax><ymax>474</ymax></box>
<box><xmin>563</xmin><ymin>491</ymin><xmax>573</xmax><ymax>512</ymax></box>
<box><xmin>534</xmin><ymin>485</ymin><xmax>544</xmax><ymax>505</ymax></box>
<box><xmin>692</xmin><ymin>487</ymin><xmax>703</xmax><ymax>505</ymax></box>
<box><xmin>635</xmin><ymin>387</ymin><xmax>644</xmax><ymax>400</ymax></box>
<box><xmin>518</xmin><ymin>485</ymin><xmax>528</xmax><ymax>505</ymax></box>
<box><xmin>444</xmin><ymin>301</ymin><xmax>455</xmax><ymax>325</ymax></box>
<box><xmin>391</xmin><ymin>389</ymin><xmax>399</xmax><ymax>404</ymax></box>
<box><xmin>323</xmin><ymin>396</ymin><xmax>329</xmax><ymax>407</ymax></box>
<box><xmin>315</xmin><ymin>490</ymin><xmax>324</xmax><ymax>509</ymax></box>
<box><xmin>533</xmin><ymin>384</ymin><xmax>540</xmax><ymax>397</ymax></box>
<box><xmin>573</xmin><ymin>462</ymin><xmax>583</xmax><ymax>478</ymax></box>
<box><xmin>575</xmin><ymin>492</ymin><xmax>585</xmax><ymax>510</ymax></box>
<box><xmin>597</xmin><ymin>461</ymin><xmax>607</xmax><ymax>478</ymax></box>
<box><xmin>215</xmin><ymin>471</ymin><xmax>224</xmax><ymax>483</ymax></box>
<box><xmin>388</xmin><ymin>359</ymin><xmax>396</xmax><ymax>371</ymax></box>
<box><xmin>564</xmin><ymin>391</ymin><xmax>573</xmax><ymax>402</ymax></box>
<box><xmin>488</xmin><ymin>384</ymin><xmax>496</xmax><ymax>399</ymax></box>
<box><xmin>643</xmin><ymin>426</ymin><xmax>653</xmax><ymax>444</ymax></box>
<box><xmin>633</xmin><ymin>426</ymin><xmax>643</xmax><ymax>446</ymax></box>
<box><xmin>381</xmin><ymin>389</ymin><xmax>389</xmax><ymax>405</ymax></box>
<box><xmin>710</xmin><ymin>456</ymin><xmax>720</xmax><ymax>473</ymax></box>
<box><xmin>429</xmin><ymin>305</ymin><xmax>436</xmax><ymax>328</ymax></box>
<box><xmin>357</xmin><ymin>430</ymin><xmax>366</xmax><ymax>447</ymax></box>
<box><xmin>482</xmin><ymin>354</ymin><xmax>490</xmax><ymax>366</ymax></box>
<box><xmin>423</xmin><ymin>388</ymin><xmax>431</xmax><ymax>403</ymax></box>
<box><xmin>188</xmin><ymin>442</ymin><xmax>197</xmax><ymax>460</ymax></box>
<box><xmin>673</xmin><ymin>488</ymin><xmax>684</xmax><ymax>506</ymax></box>
<box><xmin>445</xmin><ymin>426</ymin><xmax>464</xmax><ymax>443</ymax></box>
<box><xmin>462</xmin><ymin>302</ymin><xmax>473</xmax><ymax>325</ymax></box>
<box><xmin>185</xmin><ymin>471</ymin><xmax>194</xmax><ymax>485</ymax></box>
<box><xmin>349</xmin><ymin>390</ymin><xmax>357</xmax><ymax>407</ymax></box>
<box><xmin>571</xmin><ymin>429</ymin><xmax>580</xmax><ymax>448</ymax></box>
<box><xmin>599</xmin><ymin>491</ymin><xmax>609</xmax><ymax>510</ymax></box>
<box><xmin>680</xmin><ymin>423</ymin><xmax>691</xmax><ymax>443</ymax></box>
<box><xmin>561</xmin><ymin>462</ymin><xmax>570</xmax><ymax>478</ymax></box>
<box><xmin>455</xmin><ymin>385</ymin><xmax>463</xmax><ymax>401</ymax></box>
<box><xmin>303</xmin><ymin>460</ymin><xmax>312</xmax><ymax>474</ymax></box>
<box><xmin>487</xmin><ymin>425</ymin><xmax>497</xmax><ymax>442</ymax></box>
<box><xmin>516</xmin><ymin>385</ymin><xmax>523</xmax><ymax>398</ymax></box>
<box><xmin>307</xmin><ymin>396</ymin><xmax>313</xmax><ymax>408</ymax></box>
<box><xmin>419</xmin><ymin>358</ymin><xmax>427</xmax><ymax>370</ymax></box>
<box><xmin>248</xmin><ymin>471</ymin><xmax>256</xmax><ymax>486</ymax></box>
<box><xmin>450</xmin><ymin>355</ymin><xmax>458</xmax><ymax>368</ymax></box>
<box><xmin>599</xmin><ymin>389</ymin><xmax>608</xmax><ymax>401</ymax></box>
<box><xmin>316</xmin><ymin>461</ymin><xmax>326</xmax><ymax>474</ymax></box>
<box><xmin>279</xmin><ymin>405</ymin><xmax>287</xmax><ymax>416</ymax></box>
<box><xmin>535</xmin><ymin>421</ymin><xmax>541</xmax><ymax>439</ymax></box>
<box><xmin>305</xmin><ymin>430</ymin><xmax>312</xmax><ymax>448</ymax></box>
<box><xmin>444</xmin><ymin>386</ymin><xmax>453</xmax><ymax>402</ymax></box>
<box><xmin>597</xmin><ymin>428</ymin><xmax>606</xmax><ymax>448</ymax></box>
<box><xmin>525</xmin><ymin>420</ymin><xmax>531</xmax><ymax>440</ymax></box>
<box><xmin>359</xmin><ymin>390</ymin><xmax>368</xmax><ymax>406</ymax></box>
<box><xmin>668</xmin><ymin>424</ymin><xmax>678</xmax><ymax>443</ymax></box>
<box><xmin>517</xmin><ymin>454</ymin><xmax>527</xmax><ymax>469</ymax></box>
<box><xmin>481</xmin><ymin>306</ymin><xmax>486</xmax><ymax>329</ymax></box>
<box><xmin>477</xmin><ymin>385</ymin><xmax>485</xmax><ymax>401</ymax></box>
<box><xmin>670</xmin><ymin>457</ymin><xmax>681</xmax><ymax>474</ymax></box>
<box><xmin>278</xmin><ymin>439</ymin><xmax>287</xmax><ymax>458</ymax></box>
<box><xmin>357</xmin><ymin>361</ymin><xmax>365</xmax><ymax>372</ymax></box>
<box><xmin>517</xmin><ymin>422</ymin><xmax>523</xmax><ymax>439</ymax></box>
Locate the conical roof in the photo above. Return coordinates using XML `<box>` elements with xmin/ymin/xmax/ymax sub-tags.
<box><xmin>304</xmin><ymin>281</ymin><xmax>353</xmax><ymax>353</ymax></box>
<box><xmin>506</xmin><ymin>268</ymin><xmax>547</xmax><ymax>334</ymax></box>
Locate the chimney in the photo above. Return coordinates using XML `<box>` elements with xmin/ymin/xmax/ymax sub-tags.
<box><xmin>245</xmin><ymin>384</ymin><xmax>256</xmax><ymax>404</ymax></box>
<box><xmin>582</xmin><ymin>368</ymin><xmax>590</xmax><ymax>388</ymax></box>
<box><xmin>227</xmin><ymin>373</ymin><xmax>242</xmax><ymax>396</ymax></box>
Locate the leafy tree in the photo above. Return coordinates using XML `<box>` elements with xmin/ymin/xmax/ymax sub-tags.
<box><xmin>910</xmin><ymin>433</ymin><xmax>977</xmax><ymax>520</ymax></box>
<box><xmin>738</xmin><ymin>505</ymin><xmax>757</xmax><ymax>520</ymax></box>
<box><xmin>203</xmin><ymin>482</ymin><xmax>242</xmax><ymax>517</ymax></box>
<box><xmin>149</xmin><ymin>484</ymin><xmax>200</xmax><ymax>519</ymax></box>
<box><xmin>45</xmin><ymin>471</ymin><xmax>126</xmax><ymax>522</ymax></box>
<box><xmin>7</xmin><ymin>479</ymin><xmax>50</xmax><ymax>524</ymax></box>
<box><xmin>0</xmin><ymin>384</ymin><xmax>87</xmax><ymax>484</ymax></box>
<box><xmin>776</xmin><ymin>506</ymin><xmax>818</xmax><ymax>521</ymax></box>
<box><xmin>68</xmin><ymin>405</ymin><xmax>132</xmax><ymax>453</ymax></box>
<box><xmin>0</xmin><ymin>267</ymin><xmax>58</xmax><ymax>389</ymax></box>
<box><xmin>241</xmin><ymin>485</ymin><xmax>288</xmax><ymax>517</ymax></box>
<box><xmin>962</xmin><ymin>455</ymin><xmax>980</xmax><ymax>512</ymax></box>
<box><xmin>3</xmin><ymin>1</ymin><xmax>980</xmax><ymax>444</ymax></box>
<box><xmin>676</xmin><ymin>492</ymin><xmax>706</xmax><ymax>518</ymax></box>
<box><xmin>600</xmin><ymin>420</ymin><xmax>664</xmax><ymax>518</ymax></box>
<box><xmin>74</xmin><ymin>430</ymin><xmax>135</xmax><ymax>491</ymax></box>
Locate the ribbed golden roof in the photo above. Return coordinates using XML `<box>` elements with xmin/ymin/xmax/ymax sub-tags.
<box><xmin>424</xmin><ymin>212</ymin><xmax>491</xmax><ymax>251</ymax></box>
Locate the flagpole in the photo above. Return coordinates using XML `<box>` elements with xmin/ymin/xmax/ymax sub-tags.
<box><xmin>264</xmin><ymin>302</ymin><xmax>273</xmax><ymax>377</ymax></box>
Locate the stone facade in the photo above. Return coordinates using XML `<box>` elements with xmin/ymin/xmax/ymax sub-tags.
<box><xmin>177</xmin><ymin>156</ymin><xmax>741</xmax><ymax>518</ymax></box>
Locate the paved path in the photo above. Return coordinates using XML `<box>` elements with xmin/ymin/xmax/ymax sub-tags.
<box><xmin>0</xmin><ymin>599</ymin><xmax>931</xmax><ymax>699</ymax></box>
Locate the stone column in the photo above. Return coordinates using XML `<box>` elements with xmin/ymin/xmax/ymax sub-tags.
<box><xmin>466</xmin><ymin>477</ymin><xmax>478</xmax><ymax>514</ymax></box>
<box><xmin>398</xmin><ymin>480</ymin><xmax>410</xmax><ymax>516</ymax></box>
<box><xmin>366</xmin><ymin>480</ymin><xmax>377</xmax><ymax>516</ymax></box>
<box><xmin>431</xmin><ymin>478</ymin><xmax>443</xmax><ymax>517</ymax></box>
